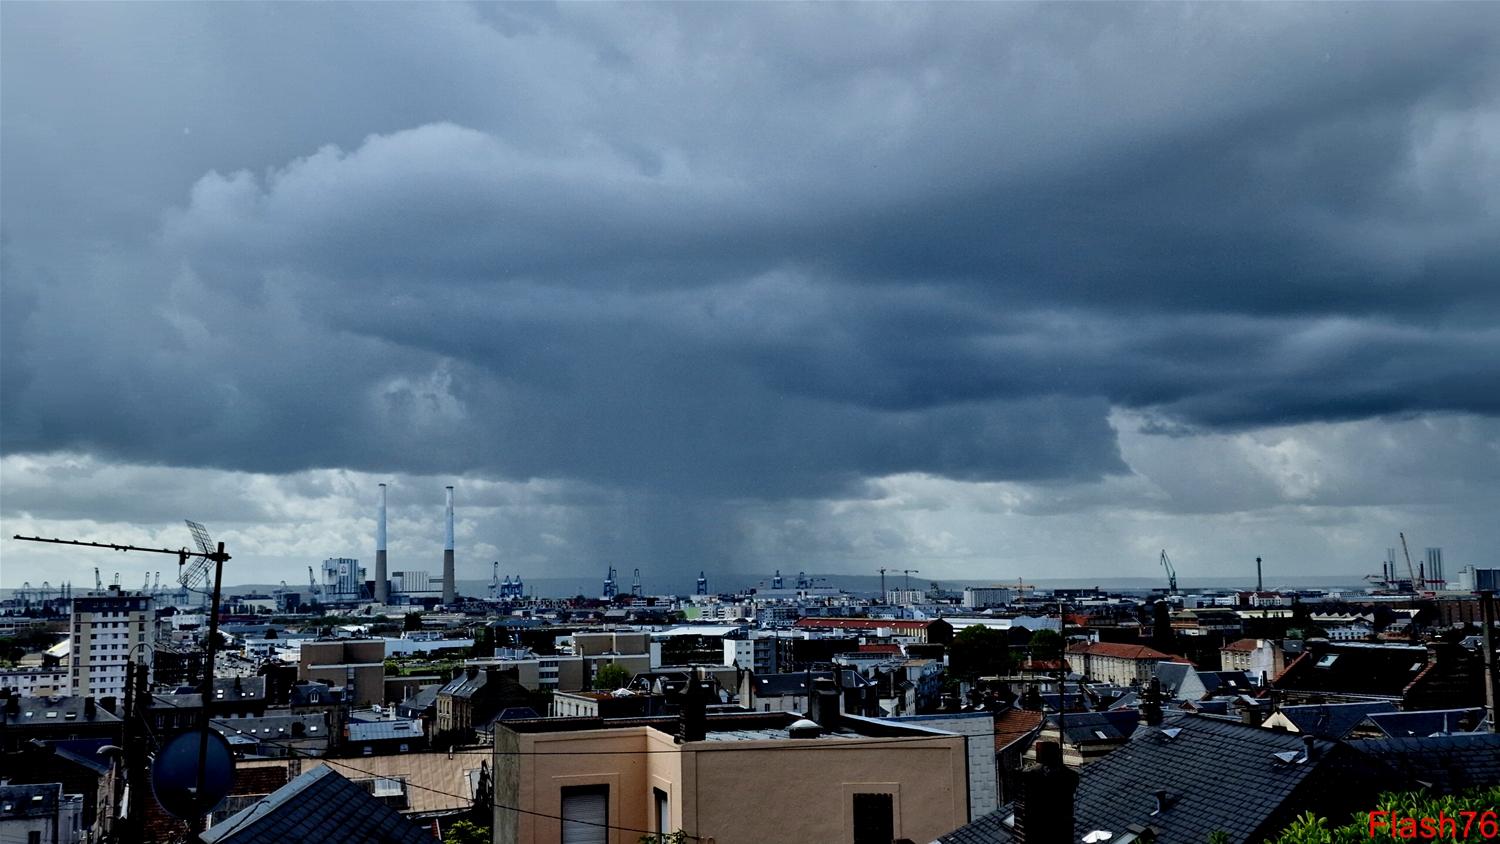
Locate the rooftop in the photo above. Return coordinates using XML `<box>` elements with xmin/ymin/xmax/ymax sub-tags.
<box><xmin>201</xmin><ymin>766</ymin><xmax>433</xmax><ymax>844</ymax></box>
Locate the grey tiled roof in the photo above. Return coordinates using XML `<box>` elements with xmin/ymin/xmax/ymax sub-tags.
<box><xmin>200</xmin><ymin>765</ymin><xmax>434</xmax><ymax>844</ymax></box>
<box><xmin>1277</xmin><ymin>701</ymin><xmax>1397</xmax><ymax>739</ymax></box>
<box><xmin>1052</xmin><ymin>710</ymin><xmax>1140</xmax><ymax>745</ymax></box>
<box><xmin>1362</xmin><ymin>708</ymin><xmax>1486</xmax><ymax>738</ymax></box>
<box><xmin>0</xmin><ymin>783</ymin><xmax>61</xmax><ymax>820</ymax></box>
<box><xmin>347</xmin><ymin>719</ymin><xmax>424</xmax><ymax>743</ymax></box>
<box><xmin>942</xmin><ymin>714</ymin><xmax>1364</xmax><ymax>844</ymax></box>
<box><xmin>1350</xmin><ymin>733</ymin><xmax>1500</xmax><ymax>793</ymax></box>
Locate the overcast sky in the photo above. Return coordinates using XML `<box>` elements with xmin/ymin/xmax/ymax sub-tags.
<box><xmin>2</xmin><ymin>3</ymin><xmax>1497</xmax><ymax>592</ymax></box>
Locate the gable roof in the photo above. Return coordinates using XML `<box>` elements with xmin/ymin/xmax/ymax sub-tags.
<box><xmin>1271</xmin><ymin>702</ymin><xmax>1398</xmax><ymax>739</ymax></box>
<box><xmin>1154</xmin><ymin>662</ymin><xmax>1196</xmax><ymax>697</ymax></box>
<box><xmin>993</xmin><ymin>708</ymin><xmax>1045</xmax><ymax>752</ymax></box>
<box><xmin>200</xmin><ymin>765</ymin><xmax>434</xmax><ymax>844</ymax></box>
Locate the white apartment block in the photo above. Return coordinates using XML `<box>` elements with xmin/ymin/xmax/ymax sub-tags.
<box><xmin>69</xmin><ymin>586</ymin><xmax>157</xmax><ymax>697</ymax></box>
<box><xmin>961</xmin><ymin>587</ymin><xmax>1015</xmax><ymax>609</ymax></box>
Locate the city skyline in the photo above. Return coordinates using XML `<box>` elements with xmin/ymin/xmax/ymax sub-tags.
<box><xmin>4</xmin><ymin>4</ymin><xmax>1499</xmax><ymax>588</ymax></box>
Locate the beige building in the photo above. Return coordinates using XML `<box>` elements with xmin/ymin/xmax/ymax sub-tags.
<box><xmin>69</xmin><ymin>587</ymin><xmax>157</xmax><ymax>698</ymax></box>
<box><xmin>298</xmin><ymin>639</ymin><xmax>386</xmax><ymax>706</ymax></box>
<box><xmin>1219</xmin><ymin>638</ymin><xmax>1284</xmax><ymax>680</ymax></box>
<box><xmin>495</xmin><ymin>679</ymin><xmax>969</xmax><ymax>844</ymax></box>
<box><xmin>1066</xmin><ymin>641</ymin><xmax>1179</xmax><ymax>687</ymax></box>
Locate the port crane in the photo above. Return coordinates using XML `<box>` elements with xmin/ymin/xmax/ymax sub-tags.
<box><xmin>1400</xmin><ymin>531</ymin><xmax>1422</xmax><ymax>591</ymax></box>
<box><xmin>1159</xmin><ymin>550</ymin><xmax>1177</xmax><ymax>593</ymax></box>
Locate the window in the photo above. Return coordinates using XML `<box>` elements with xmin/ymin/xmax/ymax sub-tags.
<box><xmin>654</xmin><ymin>787</ymin><xmax>670</xmax><ymax>840</ymax></box>
<box><xmin>852</xmin><ymin>792</ymin><xmax>894</xmax><ymax>844</ymax></box>
<box><xmin>560</xmin><ymin>785</ymin><xmax>608</xmax><ymax>844</ymax></box>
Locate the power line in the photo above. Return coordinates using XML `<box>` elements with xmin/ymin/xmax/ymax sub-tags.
<box><xmin>195</xmin><ymin>724</ymin><xmax>706</xmax><ymax>841</ymax></box>
<box><xmin>147</xmin><ymin>695</ymin><xmax>706</xmax><ymax>840</ymax></box>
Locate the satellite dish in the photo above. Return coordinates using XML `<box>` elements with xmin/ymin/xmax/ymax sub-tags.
<box><xmin>151</xmin><ymin>729</ymin><xmax>236</xmax><ymax>819</ymax></box>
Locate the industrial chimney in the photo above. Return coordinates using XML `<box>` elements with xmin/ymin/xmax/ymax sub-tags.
<box><xmin>375</xmin><ymin>483</ymin><xmax>389</xmax><ymax>604</ymax></box>
<box><xmin>442</xmin><ymin>485</ymin><xmax>456</xmax><ymax>605</ymax></box>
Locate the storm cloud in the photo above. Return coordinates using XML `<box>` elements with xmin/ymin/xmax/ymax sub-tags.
<box><xmin>3</xmin><ymin>3</ymin><xmax>1498</xmax><ymax>585</ymax></box>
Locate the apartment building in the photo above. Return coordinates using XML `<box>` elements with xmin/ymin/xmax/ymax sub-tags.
<box><xmin>0</xmin><ymin>666</ymin><xmax>68</xmax><ymax>697</ymax></box>
<box><xmin>69</xmin><ymin>586</ymin><xmax>156</xmax><ymax>698</ymax></box>
<box><xmin>494</xmin><ymin>677</ymin><xmax>969</xmax><ymax>844</ymax></box>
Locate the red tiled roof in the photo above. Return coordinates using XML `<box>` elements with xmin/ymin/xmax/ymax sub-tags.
<box><xmin>793</xmin><ymin>618</ymin><xmax>933</xmax><ymax>631</ymax></box>
<box><xmin>1066</xmin><ymin>641</ymin><xmax>1178</xmax><ymax>661</ymax></box>
<box><xmin>994</xmin><ymin>708</ymin><xmax>1045</xmax><ymax>751</ymax></box>
<box><xmin>1221</xmin><ymin>638</ymin><xmax>1261</xmax><ymax>653</ymax></box>
<box><xmin>856</xmin><ymin>644</ymin><xmax>903</xmax><ymax>655</ymax></box>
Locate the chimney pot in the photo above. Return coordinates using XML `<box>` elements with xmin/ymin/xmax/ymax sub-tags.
<box><xmin>810</xmin><ymin>676</ymin><xmax>842</xmax><ymax>731</ymax></box>
<box><xmin>1301</xmin><ymin>734</ymin><xmax>1319</xmax><ymax>761</ymax></box>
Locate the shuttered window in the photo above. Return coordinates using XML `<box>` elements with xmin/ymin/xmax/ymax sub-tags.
<box><xmin>561</xmin><ymin>785</ymin><xmax>609</xmax><ymax>844</ymax></box>
<box><xmin>852</xmin><ymin>792</ymin><xmax>894</xmax><ymax>844</ymax></box>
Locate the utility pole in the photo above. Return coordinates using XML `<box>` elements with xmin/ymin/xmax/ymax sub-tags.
<box><xmin>1481</xmin><ymin>590</ymin><xmax>1498</xmax><ymax>734</ymax></box>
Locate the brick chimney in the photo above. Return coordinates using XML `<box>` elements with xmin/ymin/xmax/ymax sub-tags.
<box><xmin>676</xmin><ymin>669</ymin><xmax>707</xmax><ymax>743</ymax></box>
<box><xmin>1013</xmin><ymin>741</ymin><xmax>1077</xmax><ymax>844</ymax></box>
<box><xmin>809</xmin><ymin>676</ymin><xmax>842</xmax><ymax>731</ymax></box>
<box><xmin>1140</xmin><ymin>677</ymin><xmax>1164</xmax><ymax>727</ymax></box>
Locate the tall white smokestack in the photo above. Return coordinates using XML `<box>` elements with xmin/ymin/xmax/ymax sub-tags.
<box><xmin>375</xmin><ymin>483</ymin><xmax>389</xmax><ymax>604</ymax></box>
<box><xmin>442</xmin><ymin>485</ymin><xmax>456</xmax><ymax>605</ymax></box>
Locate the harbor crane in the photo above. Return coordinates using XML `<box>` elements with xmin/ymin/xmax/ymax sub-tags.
<box><xmin>1159</xmin><ymin>550</ymin><xmax>1177</xmax><ymax>593</ymax></box>
<box><xmin>1400</xmin><ymin>532</ymin><xmax>1422</xmax><ymax>591</ymax></box>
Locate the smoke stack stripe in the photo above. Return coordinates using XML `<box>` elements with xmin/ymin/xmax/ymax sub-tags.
<box><xmin>375</xmin><ymin>483</ymin><xmax>389</xmax><ymax>604</ymax></box>
<box><xmin>442</xmin><ymin>485</ymin><xmax>456</xmax><ymax>605</ymax></box>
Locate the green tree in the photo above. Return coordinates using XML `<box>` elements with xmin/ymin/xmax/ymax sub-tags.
<box><xmin>1028</xmin><ymin>628</ymin><xmax>1063</xmax><ymax>661</ymax></box>
<box><xmin>639</xmin><ymin>832</ymin><xmax>689</xmax><ymax>844</ymax></box>
<box><xmin>594</xmin><ymin>663</ymin><xmax>633</xmax><ymax>690</ymax></box>
<box><xmin>404</xmin><ymin>612</ymin><xmax>423</xmax><ymax>632</ymax></box>
<box><xmin>949</xmin><ymin>625</ymin><xmax>1013</xmax><ymax>680</ymax></box>
<box><xmin>1264</xmin><ymin>786</ymin><xmax>1500</xmax><ymax>844</ymax></box>
<box><xmin>443</xmin><ymin>820</ymin><xmax>490</xmax><ymax>844</ymax></box>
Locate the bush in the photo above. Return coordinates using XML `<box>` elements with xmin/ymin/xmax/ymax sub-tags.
<box><xmin>1264</xmin><ymin>786</ymin><xmax>1500</xmax><ymax>844</ymax></box>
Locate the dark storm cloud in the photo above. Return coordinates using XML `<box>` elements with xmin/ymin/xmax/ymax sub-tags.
<box><xmin>3</xmin><ymin>1</ymin><xmax>1498</xmax><ymax>516</ymax></box>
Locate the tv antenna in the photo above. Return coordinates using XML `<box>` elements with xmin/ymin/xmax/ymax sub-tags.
<box><xmin>12</xmin><ymin>520</ymin><xmax>235</xmax><ymax>828</ymax></box>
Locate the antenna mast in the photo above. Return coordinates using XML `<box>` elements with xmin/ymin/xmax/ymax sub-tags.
<box><xmin>12</xmin><ymin>521</ymin><xmax>233</xmax><ymax>830</ymax></box>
